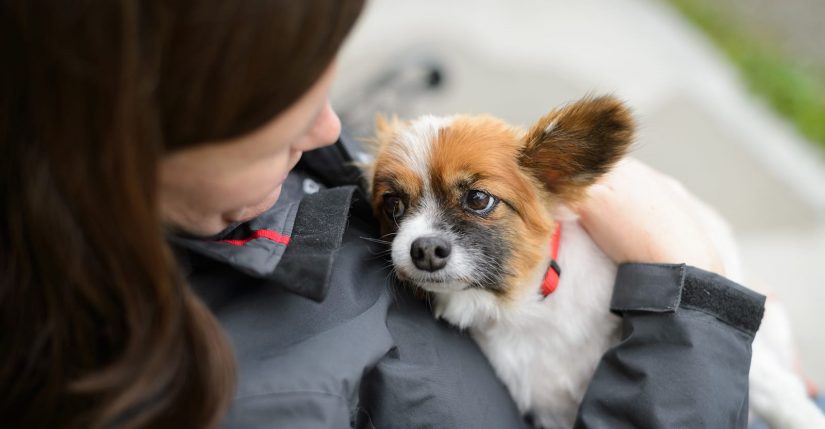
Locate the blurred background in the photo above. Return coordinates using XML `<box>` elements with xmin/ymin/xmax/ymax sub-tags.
<box><xmin>331</xmin><ymin>0</ymin><xmax>825</xmax><ymax>386</ymax></box>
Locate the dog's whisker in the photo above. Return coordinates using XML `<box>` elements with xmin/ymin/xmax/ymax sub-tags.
<box><xmin>360</xmin><ymin>236</ymin><xmax>393</xmax><ymax>245</ymax></box>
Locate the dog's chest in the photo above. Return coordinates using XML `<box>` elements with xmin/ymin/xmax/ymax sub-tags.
<box><xmin>462</xmin><ymin>221</ymin><xmax>622</xmax><ymax>428</ymax></box>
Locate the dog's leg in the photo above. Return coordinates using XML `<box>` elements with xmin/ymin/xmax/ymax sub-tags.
<box><xmin>749</xmin><ymin>301</ymin><xmax>825</xmax><ymax>429</ymax></box>
<box><xmin>687</xmin><ymin>186</ymin><xmax>825</xmax><ymax>428</ymax></box>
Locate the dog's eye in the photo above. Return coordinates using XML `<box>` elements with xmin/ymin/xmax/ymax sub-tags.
<box><xmin>382</xmin><ymin>194</ymin><xmax>406</xmax><ymax>219</ymax></box>
<box><xmin>463</xmin><ymin>190</ymin><xmax>498</xmax><ymax>216</ymax></box>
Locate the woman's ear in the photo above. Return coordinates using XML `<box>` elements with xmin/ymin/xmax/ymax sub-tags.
<box><xmin>518</xmin><ymin>95</ymin><xmax>634</xmax><ymax>201</ymax></box>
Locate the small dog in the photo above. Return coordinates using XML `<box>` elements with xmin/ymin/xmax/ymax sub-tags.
<box><xmin>365</xmin><ymin>95</ymin><xmax>825</xmax><ymax>429</ymax></box>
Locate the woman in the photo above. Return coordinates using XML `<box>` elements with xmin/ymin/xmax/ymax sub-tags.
<box><xmin>1</xmin><ymin>1</ymin><xmax>763</xmax><ymax>428</ymax></box>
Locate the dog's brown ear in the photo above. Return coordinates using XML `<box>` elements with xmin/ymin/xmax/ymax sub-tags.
<box><xmin>518</xmin><ymin>95</ymin><xmax>634</xmax><ymax>200</ymax></box>
<box><xmin>361</xmin><ymin>113</ymin><xmax>399</xmax><ymax>156</ymax></box>
<box><xmin>375</xmin><ymin>113</ymin><xmax>392</xmax><ymax>135</ymax></box>
<box><xmin>362</xmin><ymin>113</ymin><xmax>404</xmax><ymax>192</ymax></box>
<box><xmin>375</xmin><ymin>113</ymin><xmax>403</xmax><ymax>140</ymax></box>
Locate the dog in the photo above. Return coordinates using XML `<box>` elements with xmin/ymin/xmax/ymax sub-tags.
<box><xmin>364</xmin><ymin>95</ymin><xmax>825</xmax><ymax>429</ymax></box>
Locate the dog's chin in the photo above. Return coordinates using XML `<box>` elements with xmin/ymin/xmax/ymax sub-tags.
<box><xmin>416</xmin><ymin>279</ymin><xmax>470</xmax><ymax>293</ymax></box>
<box><xmin>395</xmin><ymin>269</ymin><xmax>470</xmax><ymax>293</ymax></box>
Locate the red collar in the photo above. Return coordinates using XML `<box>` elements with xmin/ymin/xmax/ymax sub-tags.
<box><xmin>541</xmin><ymin>223</ymin><xmax>562</xmax><ymax>297</ymax></box>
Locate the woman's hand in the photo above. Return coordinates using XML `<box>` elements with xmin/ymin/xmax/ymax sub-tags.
<box><xmin>574</xmin><ymin>158</ymin><xmax>725</xmax><ymax>275</ymax></box>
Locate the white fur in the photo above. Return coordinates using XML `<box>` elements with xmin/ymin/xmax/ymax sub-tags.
<box><xmin>543</xmin><ymin>118</ymin><xmax>559</xmax><ymax>134</ymax></box>
<box><xmin>435</xmin><ymin>220</ymin><xmax>619</xmax><ymax>428</ymax></box>
<box><xmin>392</xmin><ymin>115</ymin><xmax>455</xmax><ymax>186</ymax></box>
<box><xmin>392</xmin><ymin>197</ymin><xmax>477</xmax><ymax>292</ymax></box>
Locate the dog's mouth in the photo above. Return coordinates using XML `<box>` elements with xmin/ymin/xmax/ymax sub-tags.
<box><xmin>395</xmin><ymin>268</ymin><xmax>472</xmax><ymax>292</ymax></box>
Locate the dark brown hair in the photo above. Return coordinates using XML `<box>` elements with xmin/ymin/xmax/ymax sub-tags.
<box><xmin>0</xmin><ymin>0</ymin><xmax>363</xmax><ymax>428</ymax></box>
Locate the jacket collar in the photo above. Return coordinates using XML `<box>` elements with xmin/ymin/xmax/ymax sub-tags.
<box><xmin>169</xmin><ymin>138</ymin><xmax>370</xmax><ymax>302</ymax></box>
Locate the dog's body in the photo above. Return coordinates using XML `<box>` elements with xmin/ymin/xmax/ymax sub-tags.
<box><xmin>366</xmin><ymin>96</ymin><xmax>825</xmax><ymax>428</ymax></box>
<box><xmin>436</xmin><ymin>215</ymin><xmax>619</xmax><ymax>428</ymax></box>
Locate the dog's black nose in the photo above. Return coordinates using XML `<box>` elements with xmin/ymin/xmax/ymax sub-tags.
<box><xmin>410</xmin><ymin>236</ymin><xmax>452</xmax><ymax>272</ymax></box>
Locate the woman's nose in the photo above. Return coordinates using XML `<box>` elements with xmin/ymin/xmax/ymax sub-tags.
<box><xmin>297</xmin><ymin>101</ymin><xmax>341</xmax><ymax>151</ymax></box>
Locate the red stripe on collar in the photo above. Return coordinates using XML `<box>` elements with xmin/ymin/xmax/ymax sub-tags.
<box><xmin>218</xmin><ymin>229</ymin><xmax>291</xmax><ymax>246</ymax></box>
<box><xmin>541</xmin><ymin>223</ymin><xmax>562</xmax><ymax>297</ymax></box>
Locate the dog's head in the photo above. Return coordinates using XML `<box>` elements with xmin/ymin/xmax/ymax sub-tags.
<box><xmin>368</xmin><ymin>96</ymin><xmax>633</xmax><ymax>299</ymax></box>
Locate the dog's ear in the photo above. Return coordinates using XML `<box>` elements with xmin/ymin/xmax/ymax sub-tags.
<box><xmin>361</xmin><ymin>113</ymin><xmax>403</xmax><ymax>192</ymax></box>
<box><xmin>518</xmin><ymin>95</ymin><xmax>634</xmax><ymax>200</ymax></box>
<box><xmin>361</xmin><ymin>113</ymin><xmax>399</xmax><ymax>155</ymax></box>
<box><xmin>375</xmin><ymin>113</ymin><xmax>403</xmax><ymax>140</ymax></box>
<box><xmin>375</xmin><ymin>113</ymin><xmax>392</xmax><ymax>135</ymax></box>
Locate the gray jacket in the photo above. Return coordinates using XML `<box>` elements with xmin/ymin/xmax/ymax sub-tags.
<box><xmin>170</xmin><ymin>137</ymin><xmax>765</xmax><ymax>428</ymax></box>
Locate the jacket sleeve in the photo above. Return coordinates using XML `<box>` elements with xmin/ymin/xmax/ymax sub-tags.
<box><xmin>574</xmin><ymin>263</ymin><xmax>766</xmax><ymax>429</ymax></box>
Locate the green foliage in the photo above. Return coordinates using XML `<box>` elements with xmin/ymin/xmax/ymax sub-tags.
<box><xmin>667</xmin><ymin>0</ymin><xmax>825</xmax><ymax>150</ymax></box>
